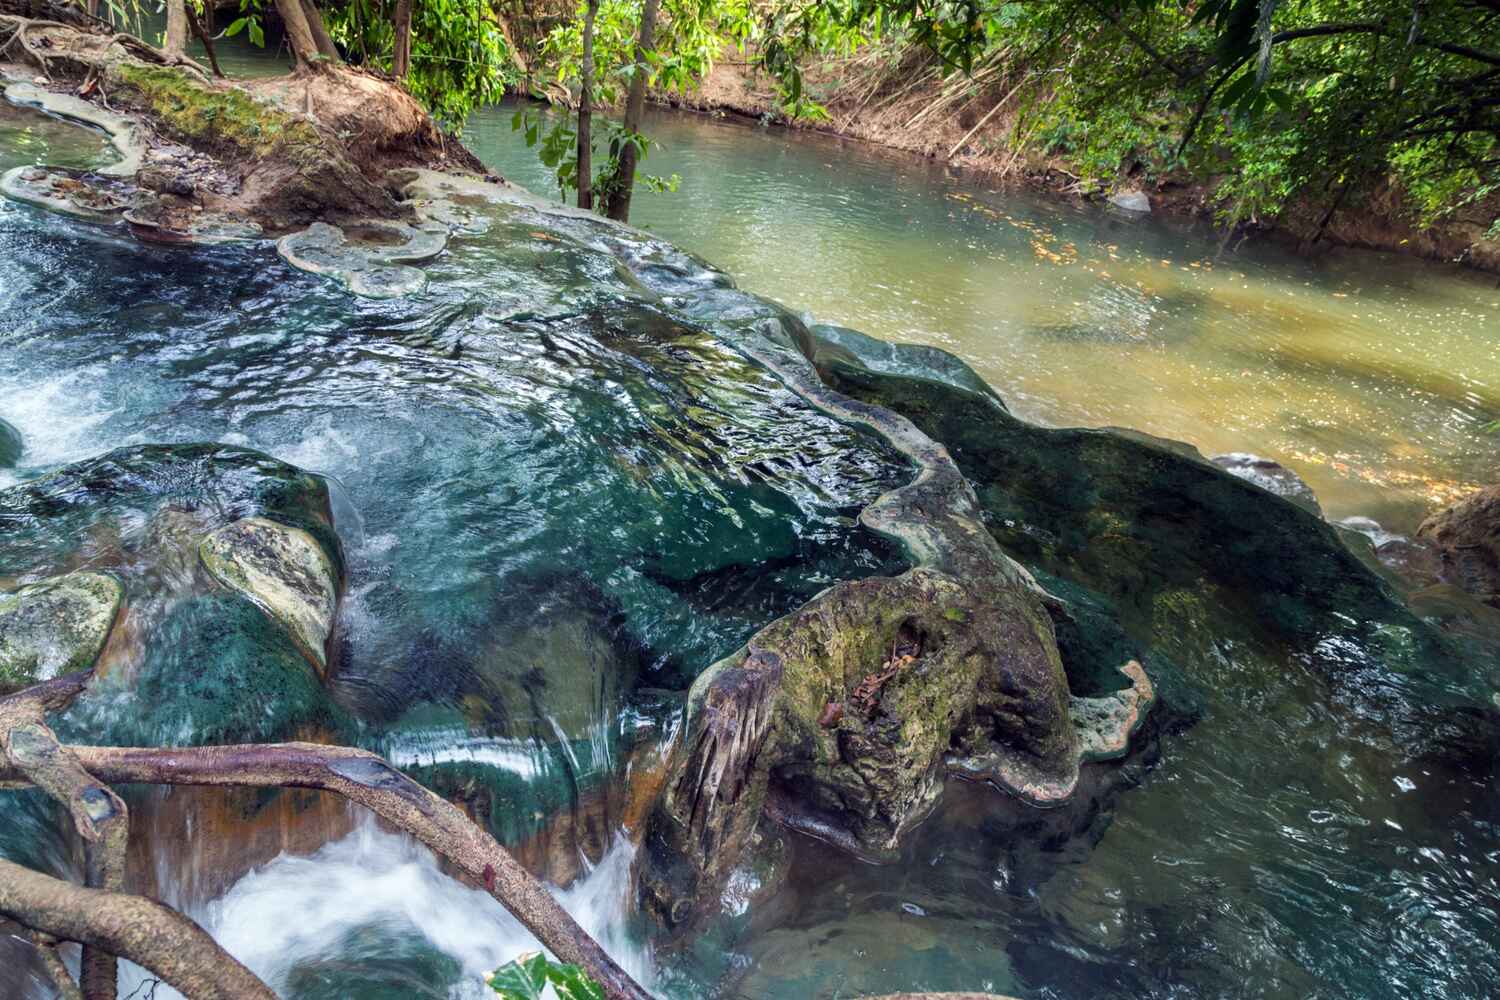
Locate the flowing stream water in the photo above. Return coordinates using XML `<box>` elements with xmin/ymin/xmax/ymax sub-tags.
<box><xmin>466</xmin><ymin>102</ymin><xmax>1499</xmax><ymax>535</ymax></box>
<box><xmin>0</xmin><ymin>62</ymin><xmax>1497</xmax><ymax>1000</ymax></box>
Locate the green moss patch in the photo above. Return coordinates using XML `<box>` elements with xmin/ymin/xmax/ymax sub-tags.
<box><xmin>113</xmin><ymin>64</ymin><xmax>320</xmax><ymax>161</ymax></box>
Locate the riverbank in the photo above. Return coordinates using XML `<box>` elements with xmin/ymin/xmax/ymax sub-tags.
<box><xmin>649</xmin><ymin>49</ymin><xmax>1500</xmax><ymax>274</ymax></box>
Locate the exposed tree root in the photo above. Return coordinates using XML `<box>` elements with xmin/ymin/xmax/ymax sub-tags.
<box><xmin>0</xmin><ymin>676</ymin><xmax>653</xmax><ymax>1000</ymax></box>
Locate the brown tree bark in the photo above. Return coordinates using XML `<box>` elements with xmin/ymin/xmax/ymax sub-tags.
<box><xmin>576</xmin><ymin>0</ymin><xmax>598</xmax><ymax>210</ymax></box>
<box><xmin>301</xmin><ymin>0</ymin><xmax>341</xmax><ymax>62</ymax></box>
<box><xmin>0</xmin><ymin>860</ymin><xmax>278</xmax><ymax>1000</ymax></box>
<box><xmin>162</xmin><ymin>0</ymin><xmax>188</xmax><ymax>58</ymax></box>
<box><xmin>601</xmin><ymin>0</ymin><xmax>658</xmax><ymax>222</ymax></box>
<box><xmin>187</xmin><ymin>3</ymin><xmax>225</xmax><ymax>78</ymax></box>
<box><xmin>392</xmin><ymin>0</ymin><xmax>413</xmax><ymax>80</ymax></box>
<box><xmin>0</xmin><ymin>742</ymin><xmax>654</xmax><ymax>1000</ymax></box>
<box><xmin>0</xmin><ymin>686</ymin><xmax>130</xmax><ymax>1000</ymax></box>
<box><xmin>273</xmin><ymin>0</ymin><xmax>321</xmax><ymax>69</ymax></box>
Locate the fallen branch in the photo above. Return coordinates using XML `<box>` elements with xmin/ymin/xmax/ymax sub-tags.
<box><xmin>0</xmin><ymin>860</ymin><xmax>277</xmax><ymax>1000</ymax></box>
<box><xmin>0</xmin><ymin>740</ymin><xmax>653</xmax><ymax>1000</ymax></box>
<box><xmin>0</xmin><ymin>675</ymin><xmax>130</xmax><ymax>998</ymax></box>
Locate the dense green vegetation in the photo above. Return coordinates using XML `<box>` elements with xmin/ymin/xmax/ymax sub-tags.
<box><xmin>135</xmin><ymin>0</ymin><xmax>1500</xmax><ymax>234</ymax></box>
<box><xmin>530</xmin><ymin>0</ymin><xmax>1499</xmax><ymax>234</ymax></box>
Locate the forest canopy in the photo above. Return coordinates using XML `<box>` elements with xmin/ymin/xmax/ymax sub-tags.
<box><xmin>194</xmin><ymin>0</ymin><xmax>1500</xmax><ymax>233</ymax></box>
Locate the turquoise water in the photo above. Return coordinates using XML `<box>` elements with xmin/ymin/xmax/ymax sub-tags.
<box><xmin>0</xmin><ymin>79</ymin><xmax>1497</xmax><ymax>1000</ymax></box>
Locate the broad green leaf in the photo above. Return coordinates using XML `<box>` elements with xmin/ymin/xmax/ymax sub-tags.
<box><xmin>487</xmin><ymin>952</ymin><xmax>550</xmax><ymax>1000</ymax></box>
<box><xmin>545</xmin><ymin>962</ymin><xmax>607</xmax><ymax>1000</ymax></box>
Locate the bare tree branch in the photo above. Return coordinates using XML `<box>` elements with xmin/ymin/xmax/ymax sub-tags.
<box><xmin>0</xmin><ymin>742</ymin><xmax>654</xmax><ymax>1000</ymax></box>
<box><xmin>0</xmin><ymin>860</ymin><xmax>277</xmax><ymax>1000</ymax></box>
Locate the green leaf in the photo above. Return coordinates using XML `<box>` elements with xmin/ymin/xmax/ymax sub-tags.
<box><xmin>545</xmin><ymin>962</ymin><xmax>607</xmax><ymax>1000</ymax></box>
<box><xmin>487</xmin><ymin>952</ymin><xmax>550</xmax><ymax>1000</ymax></box>
<box><xmin>223</xmin><ymin>16</ymin><xmax>248</xmax><ymax>37</ymax></box>
<box><xmin>248</xmin><ymin>19</ymin><xmax>265</xmax><ymax>48</ymax></box>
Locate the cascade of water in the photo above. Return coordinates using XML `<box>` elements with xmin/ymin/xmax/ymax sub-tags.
<box><xmin>116</xmin><ymin>817</ymin><xmax>654</xmax><ymax>1000</ymax></box>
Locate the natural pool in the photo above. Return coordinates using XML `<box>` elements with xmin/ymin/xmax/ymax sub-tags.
<box><xmin>0</xmin><ymin>78</ymin><xmax>1497</xmax><ymax>1000</ymax></box>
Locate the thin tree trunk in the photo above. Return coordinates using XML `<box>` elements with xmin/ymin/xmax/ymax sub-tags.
<box><xmin>188</xmin><ymin>4</ymin><xmax>225</xmax><ymax>78</ymax></box>
<box><xmin>602</xmin><ymin>0</ymin><xmax>658</xmax><ymax>222</ymax></box>
<box><xmin>273</xmin><ymin>0</ymin><xmax>322</xmax><ymax>70</ymax></box>
<box><xmin>576</xmin><ymin>0</ymin><xmax>598</xmax><ymax>210</ymax></box>
<box><xmin>302</xmin><ymin>0</ymin><xmax>341</xmax><ymax>62</ymax></box>
<box><xmin>163</xmin><ymin>0</ymin><xmax>188</xmax><ymax>58</ymax></box>
<box><xmin>392</xmin><ymin>0</ymin><xmax>413</xmax><ymax>80</ymax></box>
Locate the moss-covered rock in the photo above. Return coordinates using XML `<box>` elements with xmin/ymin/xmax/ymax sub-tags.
<box><xmin>108</xmin><ymin>63</ymin><xmax>395</xmax><ymax>230</ymax></box>
<box><xmin>0</xmin><ymin>443</ymin><xmax>343</xmax><ymax>713</ymax></box>
<box><xmin>199</xmin><ymin>517</ymin><xmax>340</xmax><ymax>677</ymax></box>
<box><xmin>0</xmin><ymin>571</ymin><xmax>121</xmax><ymax>693</ymax></box>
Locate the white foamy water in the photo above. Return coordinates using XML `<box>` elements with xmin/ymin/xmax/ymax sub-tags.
<box><xmin>0</xmin><ymin>366</ymin><xmax>128</xmax><ymax>490</ymax></box>
<box><xmin>119</xmin><ymin>819</ymin><xmax>654</xmax><ymax>999</ymax></box>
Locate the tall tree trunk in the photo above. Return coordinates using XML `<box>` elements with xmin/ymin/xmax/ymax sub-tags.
<box><xmin>576</xmin><ymin>0</ymin><xmax>598</xmax><ymax>210</ymax></box>
<box><xmin>302</xmin><ymin>0</ymin><xmax>342</xmax><ymax>62</ymax></box>
<box><xmin>273</xmin><ymin>0</ymin><xmax>322</xmax><ymax>69</ymax></box>
<box><xmin>163</xmin><ymin>0</ymin><xmax>188</xmax><ymax>58</ymax></box>
<box><xmin>602</xmin><ymin>0</ymin><xmax>658</xmax><ymax>222</ymax></box>
<box><xmin>392</xmin><ymin>0</ymin><xmax>413</xmax><ymax>80</ymax></box>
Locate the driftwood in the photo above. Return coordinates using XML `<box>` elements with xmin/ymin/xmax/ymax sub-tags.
<box><xmin>0</xmin><ymin>674</ymin><xmax>653</xmax><ymax>1000</ymax></box>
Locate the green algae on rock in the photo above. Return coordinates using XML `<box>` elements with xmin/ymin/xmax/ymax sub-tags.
<box><xmin>276</xmin><ymin>220</ymin><xmax>449</xmax><ymax>298</ymax></box>
<box><xmin>199</xmin><ymin>517</ymin><xmax>340</xmax><ymax>677</ymax></box>
<box><xmin>0</xmin><ymin>571</ymin><xmax>121</xmax><ymax>692</ymax></box>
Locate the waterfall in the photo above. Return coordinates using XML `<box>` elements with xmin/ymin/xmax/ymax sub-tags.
<box><xmin>117</xmin><ymin>817</ymin><xmax>654</xmax><ymax>999</ymax></box>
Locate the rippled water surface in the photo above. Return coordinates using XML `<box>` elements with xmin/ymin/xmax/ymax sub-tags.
<box><xmin>467</xmin><ymin>102</ymin><xmax>1498</xmax><ymax>532</ymax></box>
<box><xmin>1</xmin><ymin>73</ymin><xmax>1497</xmax><ymax>1000</ymax></box>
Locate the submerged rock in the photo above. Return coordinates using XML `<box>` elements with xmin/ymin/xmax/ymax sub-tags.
<box><xmin>1211</xmin><ymin>452</ymin><xmax>1323</xmax><ymax>515</ymax></box>
<box><xmin>0</xmin><ymin>417</ymin><xmax>20</xmax><ymax>467</ymax></box>
<box><xmin>199</xmin><ymin>517</ymin><xmax>339</xmax><ymax>676</ymax></box>
<box><xmin>1107</xmin><ymin>188</ymin><xmax>1151</xmax><ymax>213</ymax></box>
<box><xmin>0</xmin><ymin>444</ymin><xmax>342</xmax><ymax>689</ymax></box>
<box><xmin>0</xmin><ymin>165</ymin><xmax>135</xmax><ymax>222</ymax></box>
<box><xmin>277</xmin><ymin>219</ymin><xmax>448</xmax><ymax>298</ymax></box>
<box><xmin>0</xmin><ymin>571</ymin><xmax>121</xmax><ymax>692</ymax></box>
<box><xmin>1417</xmin><ymin>486</ymin><xmax>1500</xmax><ymax>608</ymax></box>
<box><xmin>1068</xmin><ymin>660</ymin><xmax>1155</xmax><ymax>761</ymax></box>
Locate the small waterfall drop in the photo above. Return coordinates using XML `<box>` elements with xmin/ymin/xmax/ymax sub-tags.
<box><xmin>119</xmin><ymin>818</ymin><xmax>654</xmax><ymax>999</ymax></box>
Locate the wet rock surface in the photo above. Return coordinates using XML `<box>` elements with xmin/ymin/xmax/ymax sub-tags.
<box><xmin>0</xmin><ymin>570</ymin><xmax>121</xmax><ymax>692</ymax></box>
<box><xmin>276</xmin><ymin>219</ymin><xmax>449</xmax><ymax>298</ymax></box>
<box><xmin>0</xmin><ymin>164</ymin><xmax>135</xmax><ymax>221</ymax></box>
<box><xmin>0</xmin><ymin>416</ymin><xmax>19</xmax><ymax>467</ymax></box>
<box><xmin>1418</xmin><ymin>485</ymin><xmax>1500</xmax><ymax>608</ymax></box>
<box><xmin>1211</xmin><ymin>452</ymin><xmax>1323</xmax><ymax>515</ymax></box>
<box><xmin>0</xmin><ymin>444</ymin><xmax>343</xmax><ymax>722</ymax></box>
<box><xmin>200</xmin><ymin>516</ymin><xmax>340</xmax><ymax>676</ymax></box>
